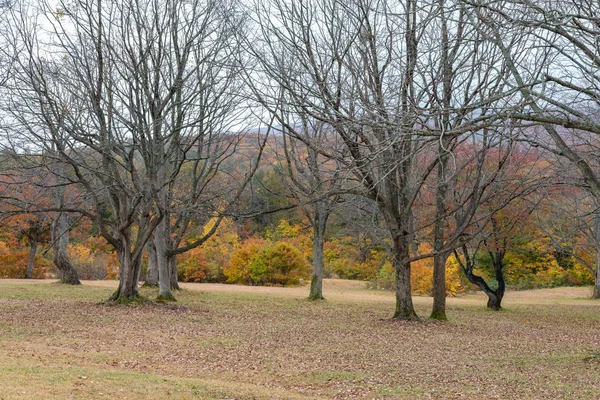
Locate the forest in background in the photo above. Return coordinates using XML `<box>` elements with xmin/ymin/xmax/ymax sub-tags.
<box><xmin>0</xmin><ymin>135</ymin><xmax>595</xmax><ymax>295</ymax></box>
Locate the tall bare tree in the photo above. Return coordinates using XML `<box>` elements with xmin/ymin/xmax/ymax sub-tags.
<box><xmin>249</xmin><ymin>0</ymin><xmax>511</xmax><ymax>319</ymax></box>
<box><xmin>275</xmin><ymin>117</ymin><xmax>348</xmax><ymax>300</ymax></box>
<box><xmin>469</xmin><ymin>0</ymin><xmax>600</xmax><ymax>298</ymax></box>
<box><xmin>0</xmin><ymin>0</ymin><xmax>254</xmax><ymax>302</ymax></box>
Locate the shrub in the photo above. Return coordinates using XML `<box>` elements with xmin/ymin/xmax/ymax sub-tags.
<box><xmin>367</xmin><ymin>261</ymin><xmax>395</xmax><ymax>290</ymax></box>
<box><xmin>0</xmin><ymin>241</ymin><xmax>50</xmax><ymax>279</ymax></box>
<box><xmin>249</xmin><ymin>242</ymin><xmax>309</xmax><ymax>286</ymax></box>
<box><xmin>178</xmin><ymin>247</ymin><xmax>209</xmax><ymax>283</ymax></box>
<box><xmin>224</xmin><ymin>237</ymin><xmax>265</xmax><ymax>284</ymax></box>
<box><xmin>68</xmin><ymin>243</ymin><xmax>108</xmax><ymax>280</ymax></box>
<box><xmin>224</xmin><ymin>239</ymin><xmax>309</xmax><ymax>286</ymax></box>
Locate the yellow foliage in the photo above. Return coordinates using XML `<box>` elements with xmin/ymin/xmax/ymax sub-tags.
<box><xmin>274</xmin><ymin>219</ymin><xmax>301</xmax><ymax>239</ymax></box>
<box><xmin>224</xmin><ymin>238</ymin><xmax>309</xmax><ymax>286</ymax></box>
<box><xmin>224</xmin><ymin>237</ymin><xmax>265</xmax><ymax>284</ymax></box>
<box><xmin>409</xmin><ymin>244</ymin><xmax>468</xmax><ymax>295</ymax></box>
<box><xmin>67</xmin><ymin>243</ymin><xmax>94</xmax><ymax>266</ymax></box>
<box><xmin>410</xmin><ymin>257</ymin><xmax>434</xmax><ymax>295</ymax></box>
<box><xmin>445</xmin><ymin>256</ymin><xmax>468</xmax><ymax>296</ymax></box>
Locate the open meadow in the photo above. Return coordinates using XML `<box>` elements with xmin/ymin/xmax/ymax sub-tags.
<box><xmin>0</xmin><ymin>279</ymin><xmax>599</xmax><ymax>399</ymax></box>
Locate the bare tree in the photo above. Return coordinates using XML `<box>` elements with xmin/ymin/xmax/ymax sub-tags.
<box><xmin>275</xmin><ymin>117</ymin><xmax>348</xmax><ymax>300</ymax></box>
<box><xmin>0</xmin><ymin>0</ymin><xmax>244</xmax><ymax>302</ymax></box>
<box><xmin>469</xmin><ymin>0</ymin><xmax>600</xmax><ymax>298</ymax></box>
<box><xmin>249</xmin><ymin>0</ymin><xmax>512</xmax><ymax>319</ymax></box>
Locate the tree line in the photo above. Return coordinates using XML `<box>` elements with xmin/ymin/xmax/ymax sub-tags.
<box><xmin>0</xmin><ymin>0</ymin><xmax>598</xmax><ymax>320</ymax></box>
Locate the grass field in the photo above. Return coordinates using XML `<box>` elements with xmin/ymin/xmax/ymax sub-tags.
<box><xmin>0</xmin><ymin>279</ymin><xmax>599</xmax><ymax>399</ymax></box>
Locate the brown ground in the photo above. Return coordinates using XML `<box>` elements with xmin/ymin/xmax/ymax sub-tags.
<box><xmin>0</xmin><ymin>279</ymin><xmax>598</xmax><ymax>399</ymax></box>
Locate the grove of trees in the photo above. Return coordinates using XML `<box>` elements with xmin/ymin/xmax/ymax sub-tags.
<box><xmin>0</xmin><ymin>0</ymin><xmax>599</xmax><ymax>319</ymax></box>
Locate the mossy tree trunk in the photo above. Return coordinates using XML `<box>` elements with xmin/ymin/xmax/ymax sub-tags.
<box><xmin>109</xmin><ymin>235</ymin><xmax>144</xmax><ymax>303</ymax></box>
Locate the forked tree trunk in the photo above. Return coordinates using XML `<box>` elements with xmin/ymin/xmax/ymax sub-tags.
<box><xmin>25</xmin><ymin>238</ymin><xmax>38</xmax><ymax>279</ymax></box>
<box><xmin>490</xmin><ymin>254</ymin><xmax>506</xmax><ymax>310</ymax></box>
<box><xmin>457</xmin><ymin>246</ymin><xmax>506</xmax><ymax>310</ymax></box>
<box><xmin>52</xmin><ymin>213</ymin><xmax>80</xmax><ymax>285</ymax></box>
<box><xmin>463</xmin><ymin>266</ymin><xmax>503</xmax><ymax>310</ymax></box>
<box><xmin>110</xmin><ymin>246</ymin><xmax>143</xmax><ymax>303</ymax></box>
<box><xmin>308</xmin><ymin>204</ymin><xmax>328</xmax><ymax>301</ymax></box>
<box><xmin>144</xmin><ymin>239</ymin><xmax>159</xmax><ymax>287</ymax></box>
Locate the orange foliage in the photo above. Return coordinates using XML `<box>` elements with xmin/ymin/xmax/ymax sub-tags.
<box><xmin>0</xmin><ymin>240</ymin><xmax>51</xmax><ymax>279</ymax></box>
<box><xmin>178</xmin><ymin>247</ymin><xmax>209</xmax><ymax>282</ymax></box>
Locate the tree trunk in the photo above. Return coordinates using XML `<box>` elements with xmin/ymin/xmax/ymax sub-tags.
<box><xmin>308</xmin><ymin>204</ymin><xmax>328</xmax><ymax>301</ymax></box>
<box><xmin>430</xmin><ymin>250</ymin><xmax>451</xmax><ymax>320</ymax></box>
<box><xmin>463</xmin><ymin>268</ymin><xmax>502</xmax><ymax>310</ymax></box>
<box><xmin>25</xmin><ymin>238</ymin><xmax>38</xmax><ymax>279</ymax></box>
<box><xmin>155</xmin><ymin>219</ymin><xmax>176</xmax><ymax>301</ymax></box>
<box><xmin>490</xmin><ymin>252</ymin><xmax>506</xmax><ymax>310</ymax></box>
<box><xmin>169</xmin><ymin>254</ymin><xmax>180</xmax><ymax>290</ymax></box>
<box><xmin>52</xmin><ymin>213</ymin><xmax>80</xmax><ymax>285</ymax></box>
<box><xmin>430</xmin><ymin>151</ymin><xmax>450</xmax><ymax>320</ymax></box>
<box><xmin>392</xmin><ymin>237</ymin><xmax>418</xmax><ymax>320</ymax></box>
<box><xmin>593</xmin><ymin>248</ymin><xmax>600</xmax><ymax>299</ymax></box>
<box><xmin>144</xmin><ymin>238</ymin><xmax>159</xmax><ymax>287</ymax></box>
<box><xmin>109</xmin><ymin>243</ymin><xmax>143</xmax><ymax>303</ymax></box>
<box><xmin>593</xmin><ymin>212</ymin><xmax>600</xmax><ymax>299</ymax></box>
<box><xmin>430</xmin><ymin>0</ymin><xmax>452</xmax><ymax>321</ymax></box>
<box><xmin>459</xmin><ymin>247</ymin><xmax>505</xmax><ymax>311</ymax></box>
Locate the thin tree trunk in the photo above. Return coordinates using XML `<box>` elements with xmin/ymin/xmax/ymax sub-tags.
<box><xmin>308</xmin><ymin>204</ymin><xmax>328</xmax><ymax>301</ymax></box>
<box><xmin>592</xmin><ymin>248</ymin><xmax>600</xmax><ymax>299</ymax></box>
<box><xmin>25</xmin><ymin>238</ymin><xmax>38</xmax><ymax>279</ymax></box>
<box><xmin>431</xmin><ymin>145</ymin><xmax>450</xmax><ymax>320</ymax></box>
<box><xmin>431</xmin><ymin>251</ymin><xmax>451</xmax><ymax>320</ymax></box>
<box><xmin>144</xmin><ymin>238</ymin><xmax>158</xmax><ymax>287</ymax></box>
<box><xmin>52</xmin><ymin>213</ymin><xmax>80</xmax><ymax>285</ymax></box>
<box><xmin>430</xmin><ymin>0</ymin><xmax>453</xmax><ymax>320</ymax></box>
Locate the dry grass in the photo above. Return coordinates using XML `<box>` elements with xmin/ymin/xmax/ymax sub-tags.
<box><xmin>0</xmin><ymin>279</ymin><xmax>599</xmax><ymax>399</ymax></box>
